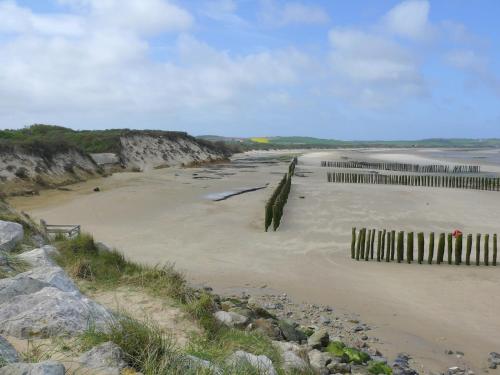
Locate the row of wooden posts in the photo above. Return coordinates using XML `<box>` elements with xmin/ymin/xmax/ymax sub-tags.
<box><xmin>327</xmin><ymin>171</ymin><xmax>500</xmax><ymax>191</ymax></box>
<box><xmin>351</xmin><ymin>228</ymin><xmax>498</xmax><ymax>266</ymax></box>
<box><xmin>264</xmin><ymin>157</ymin><xmax>298</xmax><ymax>231</ymax></box>
<box><xmin>321</xmin><ymin>160</ymin><xmax>480</xmax><ymax>173</ymax></box>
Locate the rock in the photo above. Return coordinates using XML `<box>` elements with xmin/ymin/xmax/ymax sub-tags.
<box><xmin>93</xmin><ymin>187</ymin><xmax>100</xmax><ymax>192</ymax></box>
<box><xmin>307</xmin><ymin>349</ymin><xmax>333</xmax><ymax>370</ymax></box>
<box><xmin>392</xmin><ymin>353</ymin><xmax>418</xmax><ymax>375</ymax></box>
<box><xmin>0</xmin><ymin>286</ymin><xmax>112</xmax><ymax>338</ymax></box>
<box><xmin>488</xmin><ymin>352</ymin><xmax>500</xmax><ymax>369</ymax></box>
<box><xmin>278</xmin><ymin>320</ymin><xmax>306</xmax><ymax>343</ymax></box>
<box><xmin>79</xmin><ymin>342</ymin><xmax>127</xmax><ymax>375</ymax></box>
<box><xmin>95</xmin><ymin>242</ymin><xmax>111</xmax><ymax>253</ymax></box>
<box><xmin>0</xmin><ymin>221</ymin><xmax>23</xmax><ymax>252</ymax></box>
<box><xmin>253</xmin><ymin>319</ymin><xmax>283</xmax><ymax>340</ymax></box>
<box><xmin>226</xmin><ymin>350</ymin><xmax>277</xmax><ymax>375</ymax></box>
<box><xmin>282</xmin><ymin>351</ymin><xmax>308</xmax><ymax>372</ymax></box>
<box><xmin>307</xmin><ymin>328</ymin><xmax>330</xmax><ymax>349</ymax></box>
<box><xmin>447</xmin><ymin>366</ymin><xmax>466</xmax><ymax>375</ymax></box>
<box><xmin>0</xmin><ymin>360</ymin><xmax>65</xmax><ymax>374</ymax></box>
<box><xmin>319</xmin><ymin>316</ymin><xmax>331</xmax><ymax>326</ymax></box>
<box><xmin>17</xmin><ymin>246</ymin><xmax>58</xmax><ymax>267</ymax></box>
<box><xmin>327</xmin><ymin>361</ymin><xmax>351</xmax><ymax>373</ymax></box>
<box><xmin>0</xmin><ymin>336</ymin><xmax>19</xmax><ymax>364</ymax></box>
<box><xmin>214</xmin><ymin>311</ymin><xmax>248</xmax><ymax>328</ymax></box>
<box><xmin>185</xmin><ymin>355</ymin><xmax>222</xmax><ymax>375</ymax></box>
<box><xmin>272</xmin><ymin>340</ymin><xmax>302</xmax><ymax>355</ymax></box>
<box><xmin>228</xmin><ymin>307</ymin><xmax>253</xmax><ymax>319</ymax></box>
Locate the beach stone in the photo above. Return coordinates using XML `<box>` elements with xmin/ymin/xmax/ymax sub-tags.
<box><xmin>282</xmin><ymin>351</ymin><xmax>308</xmax><ymax>372</ymax></box>
<box><xmin>327</xmin><ymin>361</ymin><xmax>351</xmax><ymax>373</ymax></box>
<box><xmin>272</xmin><ymin>340</ymin><xmax>302</xmax><ymax>354</ymax></box>
<box><xmin>214</xmin><ymin>311</ymin><xmax>248</xmax><ymax>328</ymax></box>
<box><xmin>278</xmin><ymin>319</ymin><xmax>306</xmax><ymax>342</ymax></box>
<box><xmin>488</xmin><ymin>352</ymin><xmax>500</xmax><ymax>369</ymax></box>
<box><xmin>392</xmin><ymin>353</ymin><xmax>418</xmax><ymax>375</ymax></box>
<box><xmin>0</xmin><ymin>360</ymin><xmax>65</xmax><ymax>374</ymax></box>
<box><xmin>308</xmin><ymin>327</ymin><xmax>330</xmax><ymax>349</ymax></box>
<box><xmin>0</xmin><ymin>222</ymin><xmax>23</xmax><ymax>253</ymax></box>
<box><xmin>0</xmin><ymin>286</ymin><xmax>112</xmax><ymax>339</ymax></box>
<box><xmin>253</xmin><ymin>318</ymin><xmax>283</xmax><ymax>340</ymax></box>
<box><xmin>308</xmin><ymin>349</ymin><xmax>333</xmax><ymax>370</ymax></box>
<box><xmin>186</xmin><ymin>355</ymin><xmax>222</xmax><ymax>375</ymax></box>
<box><xmin>226</xmin><ymin>350</ymin><xmax>277</xmax><ymax>375</ymax></box>
<box><xmin>447</xmin><ymin>366</ymin><xmax>466</xmax><ymax>375</ymax></box>
<box><xmin>79</xmin><ymin>342</ymin><xmax>127</xmax><ymax>374</ymax></box>
<box><xmin>0</xmin><ymin>336</ymin><xmax>19</xmax><ymax>364</ymax></box>
<box><xmin>95</xmin><ymin>242</ymin><xmax>111</xmax><ymax>253</ymax></box>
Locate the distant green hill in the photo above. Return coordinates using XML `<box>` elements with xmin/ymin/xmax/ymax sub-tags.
<box><xmin>197</xmin><ymin>135</ymin><xmax>500</xmax><ymax>150</ymax></box>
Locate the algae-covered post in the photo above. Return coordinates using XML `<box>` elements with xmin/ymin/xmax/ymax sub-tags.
<box><xmin>476</xmin><ymin>234</ymin><xmax>481</xmax><ymax>266</ymax></box>
<box><xmin>417</xmin><ymin>232</ymin><xmax>424</xmax><ymax>264</ymax></box>
<box><xmin>437</xmin><ymin>233</ymin><xmax>445</xmax><ymax>264</ymax></box>
<box><xmin>397</xmin><ymin>231</ymin><xmax>404</xmax><ymax>263</ymax></box>
<box><xmin>454</xmin><ymin>234</ymin><xmax>463</xmax><ymax>265</ymax></box>
<box><xmin>351</xmin><ymin>227</ymin><xmax>356</xmax><ymax>259</ymax></box>
<box><xmin>407</xmin><ymin>232</ymin><xmax>414</xmax><ymax>263</ymax></box>
<box><xmin>428</xmin><ymin>232</ymin><xmax>435</xmax><ymax>264</ymax></box>
<box><xmin>447</xmin><ymin>233</ymin><xmax>453</xmax><ymax>264</ymax></box>
<box><xmin>466</xmin><ymin>234</ymin><xmax>473</xmax><ymax>265</ymax></box>
<box><xmin>484</xmin><ymin>234</ymin><xmax>490</xmax><ymax>266</ymax></box>
<box><xmin>494</xmin><ymin>234</ymin><xmax>498</xmax><ymax>266</ymax></box>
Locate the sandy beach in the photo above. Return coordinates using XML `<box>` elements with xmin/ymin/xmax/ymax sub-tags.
<box><xmin>9</xmin><ymin>148</ymin><xmax>500</xmax><ymax>374</ymax></box>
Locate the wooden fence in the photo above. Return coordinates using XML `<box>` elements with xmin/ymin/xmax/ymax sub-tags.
<box><xmin>321</xmin><ymin>160</ymin><xmax>480</xmax><ymax>173</ymax></box>
<box><xmin>327</xmin><ymin>171</ymin><xmax>500</xmax><ymax>191</ymax></box>
<box><xmin>351</xmin><ymin>227</ymin><xmax>497</xmax><ymax>266</ymax></box>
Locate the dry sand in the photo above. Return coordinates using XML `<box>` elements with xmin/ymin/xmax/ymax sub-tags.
<box><xmin>9</xmin><ymin>148</ymin><xmax>500</xmax><ymax>374</ymax></box>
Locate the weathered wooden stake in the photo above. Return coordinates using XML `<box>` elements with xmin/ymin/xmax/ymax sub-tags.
<box><xmin>437</xmin><ymin>233</ymin><xmax>445</xmax><ymax>264</ymax></box>
<box><xmin>428</xmin><ymin>232</ymin><xmax>435</xmax><ymax>264</ymax></box>
<box><xmin>476</xmin><ymin>234</ymin><xmax>481</xmax><ymax>266</ymax></box>
<box><xmin>447</xmin><ymin>233</ymin><xmax>453</xmax><ymax>264</ymax></box>
<box><xmin>417</xmin><ymin>232</ymin><xmax>424</xmax><ymax>264</ymax></box>
<box><xmin>493</xmin><ymin>234</ymin><xmax>498</xmax><ymax>266</ymax></box>
<box><xmin>484</xmin><ymin>234</ymin><xmax>490</xmax><ymax>266</ymax></box>
<box><xmin>454</xmin><ymin>234</ymin><xmax>463</xmax><ymax>265</ymax></box>
<box><xmin>466</xmin><ymin>234</ymin><xmax>472</xmax><ymax>265</ymax></box>
<box><xmin>351</xmin><ymin>227</ymin><xmax>356</xmax><ymax>259</ymax></box>
<box><xmin>407</xmin><ymin>232</ymin><xmax>414</xmax><ymax>263</ymax></box>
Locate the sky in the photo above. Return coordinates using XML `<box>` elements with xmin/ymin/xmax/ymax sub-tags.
<box><xmin>0</xmin><ymin>0</ymin><xmax>499</xmax><ymax>140</ymax></box>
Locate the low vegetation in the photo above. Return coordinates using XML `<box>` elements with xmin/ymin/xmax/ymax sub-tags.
<box><xmin>53</xmin><ymin>234</ymin><xmax>296</xmax><ymax>374</ymax></box>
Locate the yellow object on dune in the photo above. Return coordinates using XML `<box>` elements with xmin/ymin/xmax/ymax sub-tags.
<box><xmin>250</xmin><ymin>137</ymin><xmax>269</xmax><ymax>143</ymax></box>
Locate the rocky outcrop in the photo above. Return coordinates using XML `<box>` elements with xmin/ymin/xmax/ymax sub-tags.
<box><xmin>0</xmin><ymin>222</ymin><xmax>23</xmax><ymax>252</ymax></box>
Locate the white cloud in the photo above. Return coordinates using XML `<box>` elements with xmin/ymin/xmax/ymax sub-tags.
<box><xmin>328</xmin><ymin>28</ymin><xmax>425</xmax><ymax>108</ymax></box>
<box><xmin>383</xmin><ymin>0</ymin><xmax>431</xmax><ymax>40</ymax></box>
<box><xmin>0</xmin><ymin>1</ymin><xmax>311</xmax><ymax>126</ymax></box>
<box><xmin>201</xmin><ymin>0</ymin><xmax>247</xmax><ymax>25</ymax></box>
<box><xmin>260</xmin><ymin>0</ymin><xmax>329</xmax><ymax>27</ymax></box>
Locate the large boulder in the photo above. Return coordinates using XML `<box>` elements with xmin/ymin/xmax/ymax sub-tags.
<box><xmin>0</xmin><ymin>266</ymin><xmax>78</xmax><ymax>304</ymax></box>
<box><xmin>0</xmin><ymin>336</ymin><xmax>19</xmax><ymax>364</ymax></box>
<box><xmin>78</xmin><ymin>342</ymin><xmax>127</xmax><ymax>375</ymax></box>
<box><xmin>214</xmin><ymin>311</ymin><xmax>248</xmax><ymax>328</ymax></box>
<box><xmin>392</xmin><ymin>353</ymin><xmax>418</xmax><ymax>375</ymax></box>
<box><xmin>0</xmin><ymin>360</ymin><xmax>65</xmax><ymax>374</ymax></box>
<box><xmin>0</xmin><ymin>286</ymin><xmax>112</xmax><ymax>338</ymax></box>
<box><xmin>0</xmin><ymin>222</ymin><xmax>23</xmax><ymax>253</ymax></box>
<box><xmin>489</xmin><ymin>352</ymin><xmax>500</xmax><ymax>369</ymax></box>
<box><xmin>226</xmin><ymin>351</ymin><xmax>277</xmax><ymax>375</ymax></box>
<box><xmin>307</xmin><ymin>349</ymin><xmax>333</xmax><ymax>370</ymax></box>
<box><xmin>282</xmin><ymin>351</ymin><xmax>308</xmax><ymax>372</ymax></box>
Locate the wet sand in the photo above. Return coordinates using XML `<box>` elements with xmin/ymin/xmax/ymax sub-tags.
<box><xmin>9</xmin><ymin>148</ymin><xmax>500</xmax><ymax>374</ymax></box>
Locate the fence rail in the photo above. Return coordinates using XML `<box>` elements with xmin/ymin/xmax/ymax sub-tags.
<box><xmin>351</xmin><ymin>227</ymin><xmax>497</xmax><ymax>266</ymax></box>
<box><xmin>321</xmin><ymin>160</ymin><xmax>480</xmax><ymax>173</ymax></box>
<box><xmin>41</xmin><ymin>220</ymin><xmax>81</xmax><ymax>238</ymax></box>
<box><xmin>327</xmin><ymin>171</ymin><xmax>500</xmax><ymax>191</ymax></box>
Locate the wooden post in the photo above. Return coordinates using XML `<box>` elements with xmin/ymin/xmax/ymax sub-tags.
<box><xmin>484</xmin><ymin>234</ymin><xmax>490</xmax><ymax>266</ymax></box>
<box><xmin>407</xmin><ymin>232</ymin><xmax>414</xmax><ymax>263</ymax></box>
<box><xmin>351</xmin><ymin>227</ymin><xmax>357</xmax><ymax>259</ymax></box>
<box><xmin>377</xmin><ymin>230</ymin><xmax>382</xmax><ymax>262</ymax></box>
<box><xmin>493</xmin><ymin>234</ymin><xmax>498</xmax><ymax>266</ymax></box>
<box><xmin>437</xmin><ymin>233</ymin><xmax>445</xmax><ymax>264</ymax></box>
<box><xmin>447</xmin><ymin>233</ymin><xmax>453</xmax><ymax>264</ymax></box>
<box><xmin>466</xmin><ymin>234</ymin><xmax>472</xmax><ymax>265</ymax></box>
<box><xmin>428</xmin><ymin>232</ymin><xmax>435</xmax><ymax>264</ymax></box>
<box><xmin>417</xmin><ymin>232</ymin><xmax>424</xmax><ymax>264</ymax></box>
<box><xmin>454</xmin><ymin>234</ymin><xmax>463</xmax><ymax>265</ymax></box>
<box><xmin>476</xmin><ymin>234</ymin><xmax>481</xmax><ymax>266</ymax></box>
